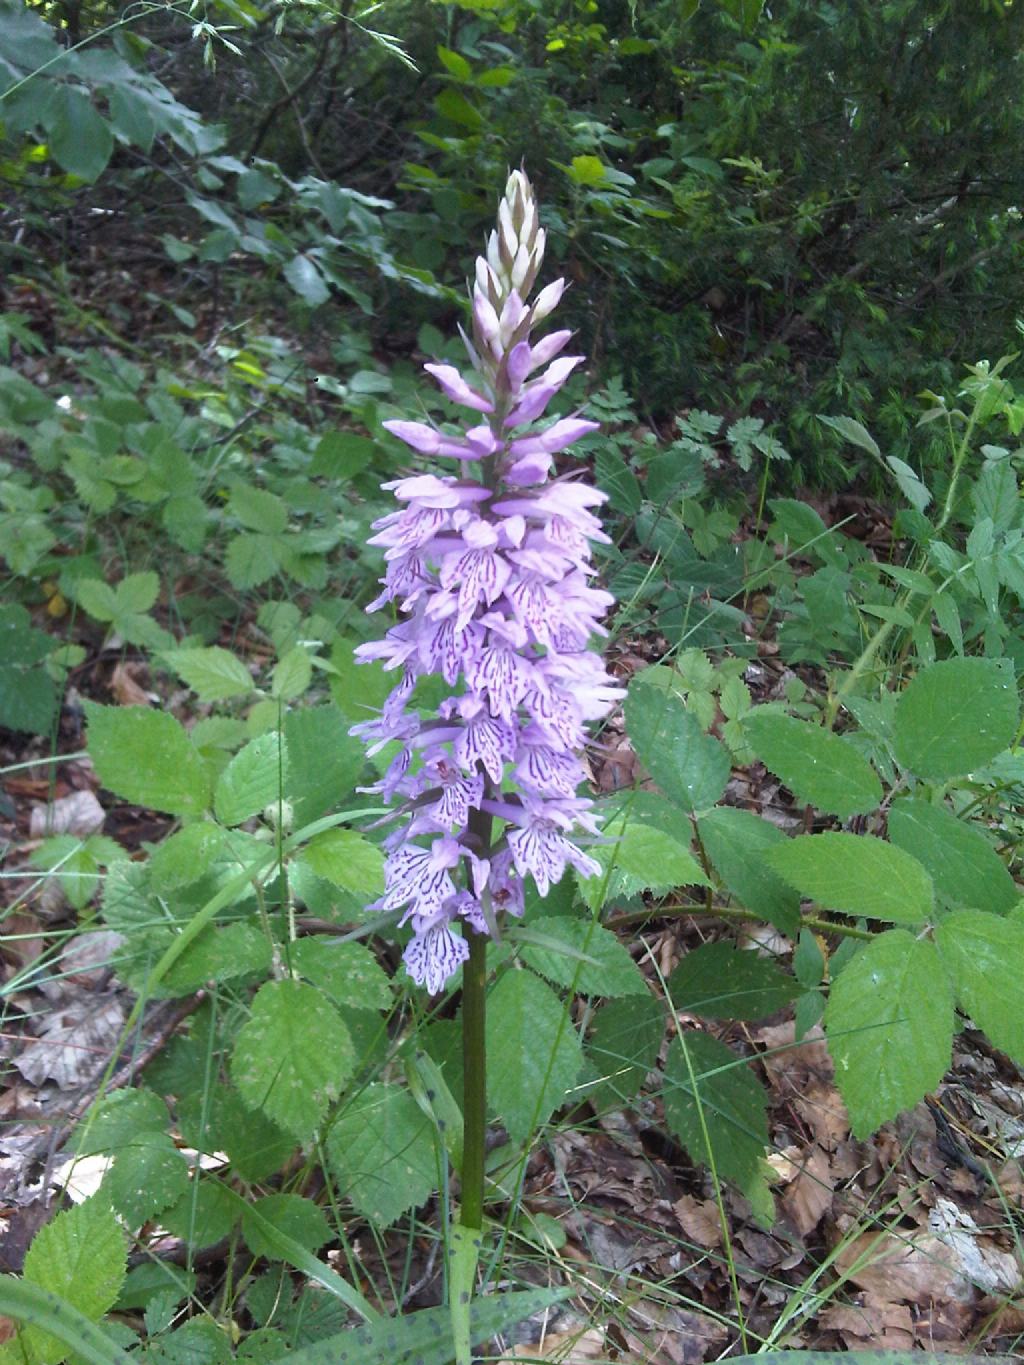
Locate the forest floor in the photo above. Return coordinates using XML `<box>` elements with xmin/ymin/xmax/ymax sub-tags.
<box><xmin>2</xmin><ymin>616</ymin><xmax>1024</xmax><ymax>1362</ymax></box>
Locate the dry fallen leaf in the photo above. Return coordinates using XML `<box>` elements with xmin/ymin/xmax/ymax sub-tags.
<box><xmin>500</xmin><ymin>1326</ymin><xmax>607</xmax><ymax>1361</ymax></box>
<box><xmin>821</xmin><ymin>1299</ymin><xmax>915</xmax><ymax>1350</ymax></box>
<box><xmin>781</xmin><ymin>1146</ymin><xmax>834</xmax><ymax>1238</ymax></box>
<box><xmin>29</xmin><ymin>790</ymin><xmax>105</xmax><ymax>840</ymax></box>
<box><xmin>110</xmin><ymin>661</ymin><xmax>153</xmax><ymax>707</ymax></box>
<box><xmin>14</xmin><ymin>993</ymin><xmax>125</xmax><ymax>1089</ymax></box>
<box><xmin>837</xmin><ymin>1218</ymin><xmax>965</xmax><ymax>1306</ymax></box>
<box><xmin>928</xmin><ymin>1197</ymin><xmax>1021</xmax><ymax>1299</ymax></box>
<box><xmin>672</xmin><ymin>1194</ymin><xmax>723</xmax><ymax>1249</ymax></box>
<box><xmin>58</xmin><ymin>929</ymin><xmax>124</xmax><ymax>989</ymax></box>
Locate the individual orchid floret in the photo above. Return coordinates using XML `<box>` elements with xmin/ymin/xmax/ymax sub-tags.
<box><xmin>353</xmin><ymin>168</ymin><xmax>622</xmax><ymax>993</ymax></box>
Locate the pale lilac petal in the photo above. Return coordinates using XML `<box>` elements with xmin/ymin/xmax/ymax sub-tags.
<box><xmin>424</xmin><ymin>363</ymin><xmax>494</xmax><ymax>414</ymax></box>
<box><xmin>531</xmin><ymin>277</ymin><xmax>565</xmax><ymax>322</ymax></box>
<box><xmin>404</xmin><ymin>922</ymin><xmax>468</xmax><ymax>993</ymax></box>
<box><xmin>509</xmin><ymin>417</ymin><xmax>600</xmax><ymax>459</ymax></box>
<box><xmin>528</xmin><ymin>329</ymin><xmax>572</xmax><ymax>371</ymax></box>
<box><xmin>506</xmin><ymin>357</ymin><xmax>584</xmax><ymax>426</ymax></box>
<box><xmin>382</xmin><ymin>420</ymin><xmax>441</xmax><ymax>454</ymax></box>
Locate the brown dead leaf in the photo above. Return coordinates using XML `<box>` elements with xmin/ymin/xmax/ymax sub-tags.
<box><xmin>821</xmin><ymin>1299</ymin><xmax>915</xmax><ymax>1349</ymax></box>
<box><xmin>622</xmin><ymin>1302</ymin><xmax>729</xmax><ymax>1365</ymax></box>
<box><xmin>57</xmin><ymin>930</ymin><xmax>124</xmax><ymax>989</ymax></box>
<box><xmin>14</xmin><ymin>993</ymin><xmax>125</xmax><ymax>1089</ymax></box>
<box><xmin>0</xmin><ymin>913</ymin><xmax>45</xmax><ymax>975</ymax></box>
<box><xmin>837</xmin><ymin>1223</ymin><xmax>965</xmax><ymax>1305</ymax></box>
<box><xmin>781</xmin><ymin>1146</ymin><xmax>834</xmax><ymax>1237</ymax></box>
<box><xmin>110</xmin><ymin>662</ymin><xmax>153</xmax><ymax>706</ymax></box>
<box><xmin>29</xmin><ymin>790</ymin><xmax>105</xmax><ymax>840</ymax></box>
<box><xmin>500</xmin><ymin>1326</ymin><xmax>607</xmax><ymax>1361</ymax></box>
<box><xmin>672</xmin><ymin>1194</ymin><xmax>722</xmax><ymax>1248</ymax></box>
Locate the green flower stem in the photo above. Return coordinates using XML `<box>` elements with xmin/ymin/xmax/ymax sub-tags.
<box><xmin>460</xmin><ymin>925</ymin><xmax>488</xmax><ymax>1230</ymax></box>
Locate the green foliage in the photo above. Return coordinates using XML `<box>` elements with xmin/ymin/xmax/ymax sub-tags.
<box><xmin>232</xmin><ymin>979</ymin><xmax>355</xmax><ymax>1141</ymax></box>
<box><xmin>767</xmin><ymin>833</ymin><xmax>934</xmax><ymax>926</ymax></box>
<box><xmin>326</xmin><ymin>1084</ymin><xmax>438</xmax><ymax>1228</ymax></box>
<box><xmin>279</xmin><ymin>1288</ymin><xmax>570</xmax><ymax>1365</ymax></box>
<box><xmin>515</xmin><ymin>916</ymin><xmax>648</xmax><ymax>998</ymax></box>
<box><xmin>84</xmin><ymin>704</ymin><xmax>211</xmax><ymax>818</ymax></box>
<box><xmin>663</xmin><ymin>1032</ymin><xmax>770</xmax><ymax>1205</ymax></box>
<box><xmin>584</xmin><ymin>994</ymin><xmax>666</xmax><ymax>1111</ymax></box>
<box><xmin>742</xmin><ymin>711</ymin><xmax>881</xmax><ymax>818</ymax></box>
<box><xmin>3</xmin><ymin>1199</ymin><xmax>127</xmax><ymax>1365</ymax></box>
<box><xmin>0</xmin><ymin>604</ymin><xmax>60</xmax><ymax>734</ymax></box>
<box><xmin>485</xmin><ymin>971</ymin><xmax>583</xmax><ymax>1146</ymax></box>
<box><xmin>623</xmin><ymin>673</ymin><xmax>730</xmax><ymax>813</ymax></box>
<box><xmin>697</xmin><ymin>807</ymin><xmax>800</xmax><ymax>935</ymax></box>
<box><xmin>8</xmin><ymin>0</ymin><xmax>1024</xmax><ymax>1348</ymax></box>
<box><xmin>667</xmin><ymin>942</ymin><xmax>801</xmax><ymax>1021</ymax></box>
<box><xmin>892</xmin><ymin>657</ymin><xmax>1019</xmax><ymax>780</ymax></box>
<box><xmin>824</xmin><ymin>931</ymin><xmax>953</xmax><ymax>1138</ymax></box>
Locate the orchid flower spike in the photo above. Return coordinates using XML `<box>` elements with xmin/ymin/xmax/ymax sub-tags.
<box><xmin>355</xmin><ymin>169</ymin><xmax>621</xmax><ymax>993</ymax></box>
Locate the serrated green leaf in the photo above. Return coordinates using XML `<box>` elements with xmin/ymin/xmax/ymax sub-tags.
<box><xmin>326</xmin><ymin>1083</ymin><xmax>438</xmax><ymax>1227</ymax></box>
<box><xmin>188</xmin><ymin>1089</ymin><xmax>295</xmax><ymax>1183</ymax></box>
<box><xmin>486</xmin><ymin>971</ymin><xmax>582</xmax><ymax>1144</ymax></box>
<box><xmin>893</xmin><ymin>657</ymin><xmax>1019</xmax><ymax>780</ymax></box>
<box><xmin>296</xmin><ymin>829</ymin><xmax>384</xmax><ymax>896</ymax></box>
<box><xmin>291</xmin><ymin>939</ymin><xmax>392</xmax><ymax>1011</ymax></box>
<box><xmin>161</xmin><ymin>1178</ymin><xmax>237</xmax><ymax>1249</ymax></box>
<box><xmin>329</xmin><ymin>637</ymin><xmax>391</xmax><ymax>722</ymax></box>
<box><xmin>517</xmin><ymin>917</ymin><xmax>647</xmax><ymax>997</ymax></box>
<box><xmin>214</xmin><ymin>731</ymin><xmax>289</xmax><ymax>826</ymax></box>
<box><xmin>280</xmin><ymin>1288</ymin><xmax>569</xmax><ymax>1365</ymax></box>
<box><xmin>75</xmin><ymin>578</ymin><xmax>118</xmax><ymax>621</ymax></box>
<box><xmin>271</xmin><ymin>646</ymin><xmax>313</xmax><ymax>700</ymax></box>
<box><xmin>114</xmin><ymin>571</ymin><xmax>159</xmax><ymax>615</ymax></box>
<box><xmin>0</xmin><ymin>662</ymin><xmax>58</xmax><ymax>735</ymax></box>
<box><xmin>145</xmin><ymin>1317</ymin><xmax>232</xmax><ymax>1363</ymax></box>
<box><xmin>149</xmin><ymin>823</ymin><xmax>226</xmax><ymax>893</ymax></box>
<box><xmin>935</xmin><ymin>910</ymin><xmax>1024</xmax><ymax>1064</ymax></box>
<box><xmin>225</xmin><ymin>532</ymin><xmax>280</xmax><ymax>589</ymax></box>
<box><xmin>102</xmin><ymin>1131</ymin><xmax>190</xmax><ymax>1226</ymax></box>
<box><xmin>163</xmin><ymin>647</ymin><xmax>254</xmax><ymax>702</ymax></box>
<box><xmin>888</xmin><ymin>798</ymin><xmax>1017</xmax><ymax>913</ymax></box>
<box><xmin>283</xmin><ymin>705</ymin><xmax>365</xmax><ymax>825</ymax></box>
<box><xmin>824</xmin><ymin>930</ymin><xmax>953</xmax><ymax>1137</ymax></box>
<box><xmin>768</xmin><ymin>832</ymin><xmax>933</xmax><ymax>924</ymax></box>
<box><xmin>232</xmin><ymin>980</ymin><xmax>354</xmax><ymax>1141</ymax></box>
<box><xmin>668</xmin><ymin>941</ymin><xmax>801</xmax><ymax>1020</ymax></box>
<box><xmin>624</xmin><ymin>675</ymin><xmax>731</xmax><ymax>813</ymax></box>
<box><xmin>242</xmin><ymin>1194</ymin><xmax>329</xmax><ymax>1260</ymax></box>
<box><xmin>163</xmin><ymin>921</ymin><xmax>272</xmax><ymax>993</ymax></box>
<box><xmin>228</xmin><ymin>483</ymin><xmax>288</xmax><ymax>535</ymax></box>
<box><xmin>19</xmin><ymin>1198</ymin><xmax>126</xmax><ymax>1364</ymax></box>
<box><xmin>578</xmin><ymin>792</ymin><xmax>706</xmax><ymax>907</ymax></box>
<box><xmin>310</xmin><ymin>432</ymin><xmax>376</xmax><ymax>480</ymax></box>
<box><xmin>742</xmin><ymin>711</ymin><xmax>881</xmax><ymax>818</ymax></box>
<box><xmin>0</xmin><ymin>1276</ymin><xmax>134</xmax><ymax>1365</ymax></box>
<box><xmin>85</xmin><ymin>703</ymin><xmax>211</xmax><ymax>818</ymax></box>
<box><xmin>71</xmin><ymin>1087</ymin><xmax>168</xmax><ymax>1157</ymax></box>
<box><xmin>663</xmin><ymin>1031</ymin><xmax>769</xmax><ymax>1194</ymax></box>
<box><xmin>584</xmin><ymin>993</ymin><xmax>665</xmax><ymax>1110</ymax></box>
<box><xmin>698</xmin><ymin>807</ymin><xmax>800</xmax><ymax>935</ymax></box>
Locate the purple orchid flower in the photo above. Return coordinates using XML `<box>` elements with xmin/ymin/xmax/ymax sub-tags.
<box><xmin>354</xmin><ymin>169</ymin><xmax>622</xmax><ymax>992</ymax></box>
